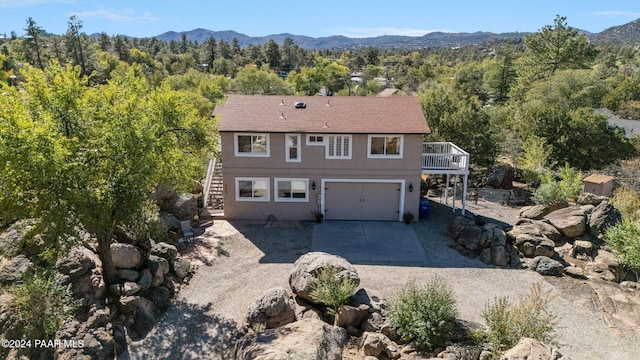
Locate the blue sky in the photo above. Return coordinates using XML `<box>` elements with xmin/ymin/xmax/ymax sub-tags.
<box><xmin>1</xmin><ymin>0</ymin><xmax>639</xmax><ymax>38</ymax></box>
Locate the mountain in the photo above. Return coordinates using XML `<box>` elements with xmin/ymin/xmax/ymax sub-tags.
<box><xmin>150</xmin><ymin>18</ymin><xmax>640</xmax><ymax>50</ymax></box>
<box><xmin>589</xmin><ymin>18</ymin><xmax>640</xmax><ymax>45</ymax></box>
<box><xmin>155</xmin><ymin>29</ymin><xmax>526</xmax><ymax>50</ymax></box>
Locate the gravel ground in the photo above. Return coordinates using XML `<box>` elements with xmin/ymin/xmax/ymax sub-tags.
<box><xmin>127</xmin><ymin>199</ymin><xmax>640</xmax><ymax>360</ymax></box>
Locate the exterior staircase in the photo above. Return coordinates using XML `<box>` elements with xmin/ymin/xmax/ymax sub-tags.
<box><xmin>205</xmin><ymin>159</ymin><xmax>224</xmax><ymax>210</ymax></box>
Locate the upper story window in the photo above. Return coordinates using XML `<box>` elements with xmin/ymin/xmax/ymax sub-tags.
<box><xmin>368</xmin><ymin>135</ymin><xmax>403</xmax><ymax>158</ymax></box>
<box><xmin>326</xmin><ymin>135</ymin><xmax>352</xmax><ymax>159</ymax></box>
<box><xmin>286</xmin><ymin>134</ymin><xmax>301</xmax><ymax>162</ymax></box>
<box><xmin>306</xmin><ymin>134</ymin><xmax>325</xmax><ymax>146</ymax></box>
<box><xmin>234</xmin><ymin>133</ymin><xmax>270</xmax><ymax>157</ymax></box>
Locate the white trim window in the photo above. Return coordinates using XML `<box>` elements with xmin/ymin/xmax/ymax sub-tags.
<box><xmin>286</xmin><ymin>134</ymin><xmax>301</xmax><ymax>162</ymax></box>
<box><xmin>234</xmin><ymin>133</ymin><xmax>270</xmax><ymax>157</ymax></box>
<box><xmin>236</xmin><ymin>177</ymin><xmax>270</xmax><ymax>201</ymax></box>
<box><xmin>274</xmin><ymin>178</ymin><xmax>309</xmax><ymax>202</ymax></box>
<box><xmin>326</xmin><ymin>134</ymin><xmax>352</xmax><ymax>159</ymax></box>
<box><xmin>306</xmin><ymin>134</ymin><xmax>326</xmax><ymax>146</ymax></box>
<box><xmin>368</xmin><ymin>135</ymin><xmax>403</xmax><ymax>158</ymax></box>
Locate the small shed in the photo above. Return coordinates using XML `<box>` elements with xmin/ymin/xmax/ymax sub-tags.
<box><xmin>583</xmin><ymin>174</ymin><xmax>614</xmax><ymax>197</ymax></box>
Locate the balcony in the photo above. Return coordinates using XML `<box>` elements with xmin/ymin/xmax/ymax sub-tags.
<box><xmin>421</xmin><ymin>142</ymin><xmax>469</xmax><ymax>175</ymax></box>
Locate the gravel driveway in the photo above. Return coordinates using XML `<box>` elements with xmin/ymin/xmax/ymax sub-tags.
<box><xmin>128</xmin><ymin>200</ymin><xmax>640</xmax><ymax>360</ymax></box>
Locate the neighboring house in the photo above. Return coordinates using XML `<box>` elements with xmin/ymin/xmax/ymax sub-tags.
<box><xmin>212</xmin><ymin>95</ymin><xmax>469</xmax><ymax>221</ymax></box>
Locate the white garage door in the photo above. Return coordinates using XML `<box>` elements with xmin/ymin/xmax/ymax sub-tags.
<box><xmin>324</xmin><ymin>182</ymin><xmax>401</xmax><ymax>221</ymax></box>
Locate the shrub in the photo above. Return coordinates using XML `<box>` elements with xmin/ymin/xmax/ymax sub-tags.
<box><xmin>483</xmin><ymin>282</ymin><xmax>557</xmax><ymax>354</ymax></box>
<box><xmin>388</xmin><ymin>277</ymin><xmax>458</xmax><ymax>351</ymax></box>
<box><xmin>308</xmin><ymin>265</ymin><xmax>358</xmax><ymax>315</ymax></box>
<box><xmin>532</xmin><ymin>164</ymin><xmax>582</xmax><ymax>204</ymax></box>
<box><xmin>605</xmin><ymin>219</ymin><xmax>640</xmax><ymax>281</ymax></box>
<box><xmin>611</xmin><ymin>187</ymin><xmax>640</xmax><ymax>221</ymax></box>
<box><xmin>12</xmin><ymin>271</ymin><xmax>79</xmax><ymax>342</ymax></box>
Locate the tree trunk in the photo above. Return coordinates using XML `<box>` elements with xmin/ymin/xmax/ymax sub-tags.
<box><xmin>98</xmin><ymin>226</ymin><xmax>117</xmax><ymax>286</ymax></box>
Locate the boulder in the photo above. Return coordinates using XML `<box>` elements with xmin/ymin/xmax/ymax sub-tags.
<box><xmin>335</xmin><ymin>304</ymin><xmax>369</xmax><ymax>328</ymax></box>
<box><xmin>110</xmin><ymin>243</ymin><xmax>142</xmax><ymax>269</ymax></box>
<box><xmin>508</xmin><ymin>222</ymin><xmax>556</xmax><ymax>258</ymax></box>
<box><xmin>348</xmin><ymin>288</ymin><xmax>388</xmax><ymax>314</ymax></box>
<box><xmin>150</xmin><ymin>242</ymin><xmax>178</xmax><ymax>265</ymax></box>
<box><xmin>500</xmin><ymin>337</ymin><xmax>568</xmax><ymax>360</ymax></box>
<box><xmin>289</xmin><ymin>252</ymin><xmax>359</xmax><ymax>304</ymax></box>
<box><xmin>0</xmin><ymin>219</ymin><xmax>36</xmax><ymax>257</ymax></box>
<box><xmin>529</xmin><ymin>256</ymin><xmax>564</xmax><ymax>276</ymax></box>
<box><xmin>449</xmin><ymin>216</ymin><xmax>488</xmax><ymax>251</ymax></box>
<box><xmin>361</xmin><ymin>312</ymin><xmax>386</xmax><ymax>333</ymax></box>
<box><xmin>231</xmin><ymin>318</ymin><xmax>347</xmax><ymax>360</ymax></box>
<box><xmin>572</xmin><ymin>240</ymin><xmax>595</xmax><ymax>258</ymax></box>
<box><xmin>544</xmin><ymin>207</ymin><xmax>587</xmax><ymax>238</ymax></box>
<box><xmin>519</xmin><ymin>202</ymin><xmax>568</xmax><ymax>220</ymax></box>
<box><xmin>0</xmin><ymin>255</ymin><xmax>33</xmax><ymax>285</ymax></box>
<box><xmin>577</xmin><ymin>192</ymin><xmax>608</xmax><ymax>206</ymax></box>
<box><xmin>160</xmin><ymin>193</ymin><xmax>198</xmax><ymax>221</ymax></box>
<box><xmin>173</xmin><ymin>257</ymin><xmax>191</xmax><ymax>279</ymax></box>
<box><xmin>118</xmin><ymin>296</ymin><xmax>162</xmax><ymax>340</ymax></box>
<box><xmin>159</xmin><ymin>213</ymin><xmax>182</xmax><ymax>232</ymax></box>
<box><xmin>564</xmin><ymin>266</ymin><xmax>587</xmax><ymax>279</ymax></box>
<box><xmin>116</xmin><ymin>269</ymin><xmax>140</xmax><ymax>282</ymax></box>
<box><xmin>145</xmin><ymin>286</ymin><xmax>173</xmax><ymax>310</ymax></box>
<box><xmin>146</xmin><ymin>255</ymin><xmax>170</xmax><ymax>287</ymax></box>
<box><xmin>247</xmin><ymin>287</ymin><xmax>296</xmax><ymax>330</ymax></box>
<box><xmin>361</xmin><ymin>332</ymin><xmax>392</xmax><ymax>357</ymax></box>
<box><xmin>72</xmin><ymin>268</ymin><xmax>106</xmax><ymax>300</ymax></box>
<box><xmin>588</xmin><ymin>201</ymin><xmax>622</xmax><ymax>239</ymax></box>
<box><xmin>485</xmin><ymin>164</ymin><xmax>515</xmax><ymax>189</ymax></box>
<box><xmin>514</xmin><ymin>219</ymin><xmax>563</xmax><ymax>243</ymax></box>
<box><xmin>56</xmin><ymin>247</ymin><xmax>97</xmax><ymax>282</ymax></box>
<box><xmin>293</xmin><ymin>296</ymin><xmax>323</xmax><ymax>321</ymax></box>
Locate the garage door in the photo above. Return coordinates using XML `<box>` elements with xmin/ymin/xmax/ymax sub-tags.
<box><xmin>324</xmin><ymin>182</ymin><xmax>401</xmax><ymax>221</ymax></box>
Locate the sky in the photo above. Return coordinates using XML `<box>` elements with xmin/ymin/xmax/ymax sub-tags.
<box><xmin>1</xmin><ymin>0</ymin><xmax>639</xmax><ymax>39</ymax></box>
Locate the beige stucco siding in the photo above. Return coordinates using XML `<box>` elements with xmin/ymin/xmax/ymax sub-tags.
<box><xmin>220</xmin><ymin>132</ymin><xmax>424</xmax><ymax>221</ymax></box>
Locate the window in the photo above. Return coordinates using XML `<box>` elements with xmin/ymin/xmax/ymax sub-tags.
<box><xmin>368</xmin><ymin>135</ymin><xmax>403</xmax><ymax>158</ymax></box>
<box><xmin>236</xmin><ymin>177</ymin><xmax>270</xmax><ymax>201</ymax></box>
<box><xmin>275</xmin><ymin>178</ymin><xmax>309</xmax><ymax>202</ymax></box>
<box><xmin>326</xmin><ymin>135</ymin><xmax>352</xmax><ymax>159</ymax></box>
<box><xmin>286</xmin><ymin>134</ymin><xmax>301</xmax><ymax>162</ymax></box>
<box><xmin>234</xmin><ymin>133</ymin><xmax>270</xmax><ymax>157</ymax></box>
<box><xmin>307</xmin><ymin>134</ymin><xmax>325</xmax><ymax>145</ymax></box>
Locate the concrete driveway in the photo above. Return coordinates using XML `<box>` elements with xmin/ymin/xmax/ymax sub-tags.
<box><xmin>311</xmin><ymin>221</ymin><xmax>427</xmax><ymax>264</ymax></box>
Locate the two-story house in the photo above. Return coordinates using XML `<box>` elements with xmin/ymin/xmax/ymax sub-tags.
<box><xmin>212</xmin><ymin>95</ymin><xmax>469</xmax><ymax>221</ymax></box>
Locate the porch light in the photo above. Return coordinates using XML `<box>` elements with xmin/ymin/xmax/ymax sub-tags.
<box><xmin>409</xmin><ymin>183</ymin><xmax>413</xmax><ymax>192</ymax></box>
<box><xmin>311</xmin><ymin>181</ymin><xmax>316</xmax><ymax>190</ymax></box>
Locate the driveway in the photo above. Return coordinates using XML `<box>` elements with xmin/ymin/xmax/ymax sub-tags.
<box><xmin>312</xmin><ymin>221</ymin><xmax>427</xmax><ymax>263</ymax></box>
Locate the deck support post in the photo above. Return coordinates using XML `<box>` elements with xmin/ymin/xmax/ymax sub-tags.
<box><xmin>462</xmin><ymin>173</ymin><xmax>468</xmax><ymax>215</ymax></box>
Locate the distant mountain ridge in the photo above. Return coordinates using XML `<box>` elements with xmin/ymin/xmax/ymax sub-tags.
<box><xmin>148</xmin><ymin>18</ymin><xmax>640</xmax><ymax>50</ymax></box>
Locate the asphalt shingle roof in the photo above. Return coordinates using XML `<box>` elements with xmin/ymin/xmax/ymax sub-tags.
<box><xmin>214</xmin><ymin>95</ymin><xmax>430</xmax><ymax>134</ymax></box>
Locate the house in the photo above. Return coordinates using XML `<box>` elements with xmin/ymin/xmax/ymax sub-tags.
<box><xmin>583</xmin><ymin>174</ymin><xmax>614</xmax><ymax>197</ymax></box>
<box><xmin>211</xmin><ymin>95</ymin><xmax>469</xmax><ymax>221</ymax></box>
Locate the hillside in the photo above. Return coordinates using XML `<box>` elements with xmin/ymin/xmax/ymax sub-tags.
<box><xmin>151</xmin><ymin>18</ymin><xmax>640</xmax><ymax>50</ymax></box>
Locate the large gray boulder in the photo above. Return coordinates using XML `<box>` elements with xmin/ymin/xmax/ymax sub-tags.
<box><xmin>110</xmin><ymin>243</ymin><xmax>142</xmax><ymax>269</ymax></box>
<box><xmin>485</xmin><ymin>164</ymin><xmax>515</xmax><ymax>189</ymax></box>
<box><xmin>530</xmin><ymin>256</ymin><xmax>564</xmax><ymax>277</ymax></box>
<box><xmin>160</xmin><ymin>193</ymin><xmax>198</xmax><ymax>221</ymax></box>
<box><xmin>247</xmin><ymin>287</ymin><xmax>296</xmax><ymax>330</ymax></box>
<box><xmin>507</xmin><ymin>221</ymin><xmax>557</xmax><ymax>258</ymax></box>
<box><xmin>500</xmin><ymin>337</ymin><xmax>569</xmax><ymax>360</ymax></box>
<box><xmin>519</xmin><ymin>202</ymin><xmax>568</xmax><ymax>220</ymax></box>
<box><xmin>544</xmin><ymin>206</ymin><xmax>588</xmax><ymax>238</ymax></box>
<box><xmin>231</xmin><ymin>318</ymin><xmax>347</xmax><ymax>360</ymax></box>
<box><xmin>289</xmin><ymin>252</ymin><xmax>360</xmax><ymax>304</ymax></box>
<box><xmin>0</xmin><ymin>255</ymin><xmax>33</xmax><ymax>285</ymax></box>
<box><xmin>56</xmin><ymin>246</ymin><xmax>98</xmax><ymax>283</ymax></box>
<box><xmin>588</xmin><ymin>201</ymin><xmax>622</xmax><ymax>239</ymax></box>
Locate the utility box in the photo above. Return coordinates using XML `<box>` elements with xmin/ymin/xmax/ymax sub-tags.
<box><xmin>583</xmin><ymin>174</ymin><xmax>614</xmax><ymax>197</ymax></box>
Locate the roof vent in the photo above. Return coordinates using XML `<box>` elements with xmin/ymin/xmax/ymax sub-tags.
<box><xmin>294</xmin><ymin>101</ymin><xmax>306</xmax><ymax>109</ymax></box>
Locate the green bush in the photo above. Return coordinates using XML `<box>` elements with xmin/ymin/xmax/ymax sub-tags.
<box><xmin>605</xmin><ymin>219</ymin><xmax>640</xmax><ymax>280</ymax></box>
<box><xmin>12</xmin><ymin>271</ymin><xmax>79</xmax><ymax>342</ymax></box>
<box><xmin>308</xmin><ymin>265</ymin><xmax>358</xmax><ymax>315</ymax></box>
<box><xmin>483</xmin><ymin>282</ymin><xmax>557</xmax><ymax>354</ymax></box>
<box><xmin>388</xmin><ymin>277</ymin><xmax>459</xmax><ymax>351</ymax></box>
<box><xmin>533</xmin><ymin>164</ymin><xmax>582</xmax><ymax>204</ymax></box>
<box><xmin>611</xmin><ymin>187</ymin><xmax>640</xmax><ymax>221</ymax></box>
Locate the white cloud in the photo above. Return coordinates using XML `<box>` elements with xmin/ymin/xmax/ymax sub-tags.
<box><xmin>0</xmin><ymin>0</ymin><xmax>74</xmax><ymax>7</ymax></box>
<box><xmin>591</xmin><ymin>11</ymin><xmax>640</xmax><ymax>19</ymax></box>
<box><xmin>69</xmin><ymin>8</ymin><xmax>160</xmax><ymax>23</ymax></box>
<box><xmin>329</xmin><ymin>27</ymin><xmax>452</xmax><ymax>38</ymax></box>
